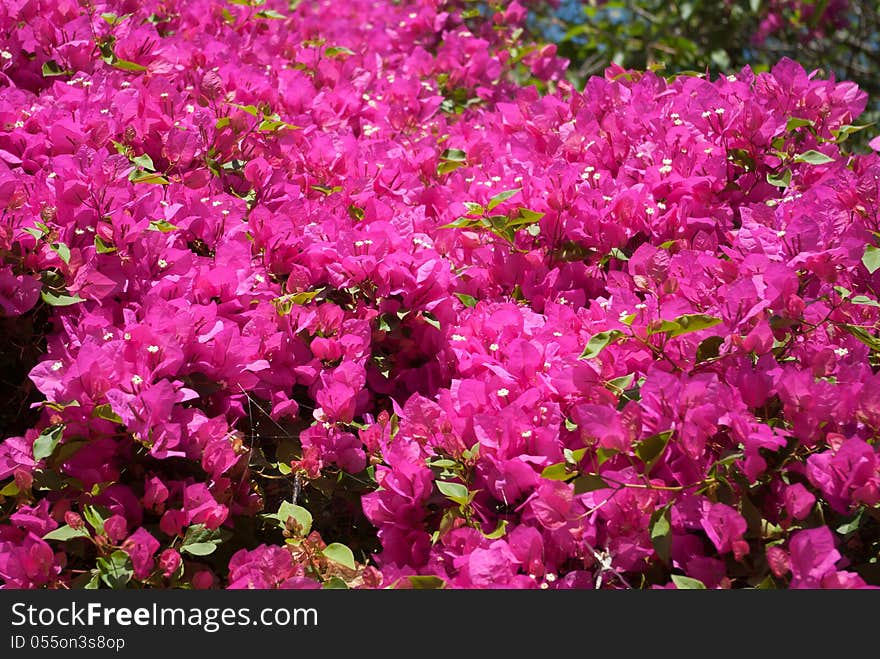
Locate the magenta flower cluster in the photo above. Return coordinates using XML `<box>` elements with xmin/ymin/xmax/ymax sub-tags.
<box><xmin>0</xmin><ymin>0</ymin><xmax>878</xmax><ymax>590</ymax></box>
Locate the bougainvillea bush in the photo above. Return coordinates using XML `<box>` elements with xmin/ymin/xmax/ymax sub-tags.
<box><xmin>0</xmin><ymin>0</ymin><xmax>878</xmax><ymax>590</ymax></box>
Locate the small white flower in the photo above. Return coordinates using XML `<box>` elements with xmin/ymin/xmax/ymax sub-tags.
<box><xmin>521</xmin><ymin>430</ymin><xmax>532</xmax><ymax>438</ymax></box>
<box><xmin>185</xmin><ymin>104</ymin><xmax>195</xmax><ymax>113</ymax></box>
<box><xmin>645</xmin><ymin>207</ymin><xmax>655</xmax><ymax>215</ymax></box>
<box><xmin>131</xmin><ymin>374</ymin><xmax>144</xmax><ymax>385</ymax></box>
<box><xmin>662</xmin><ymin>158</ymin><xmax>672</xmax><ymax>165</ymax></box>
<box><xmin>157</xmin><ymin>259</ymin><xmax>168</xmax><ymax>269</ymax></box>
<box><xmin>834</xmin><ymin>347</ymin><xmax>849</xmax><ymax>357</ymax></box>
<box><xmin>545</xmin><ymin>573</ymin><xmax>557</xmax><ymax>583</ymax></box>
<box><xmin>147</xmin><ymin>345</ymin><xmax>159</xmax><ymax>354</ymax></box>
<box><xmin>497</xmin><ymin>388</ymin><xmax>510</xmax><ymax>397</ymax></box>
<box><xmin>212</xmin><ymin>200</ymin><xmax>223</xmax><ymax>207</ymax></box>
<box><xmin>123</xmin><ymin>332</ymin><xmax>132</xmax><ymax>340</ymax></box>
<box><xmin>701</xmin><ymin>110</ymin><xmax>712</xmax><ymax>118</ymax></box>
<box><xmin>776</xmin><ymin>230</ymin><xmax>787</xmax><ymax>237</ymax></box>
<box><xmin>489</xmin><ymin>343</ymin><xmax>499</xmax><ymax>352</ymax></box>
<box><xmin>715</xmin><ymin>107</ymin><xmax>725</xmax><ymax>115</ymax></box>
<box><xmin>51</xmin><ymin>361</ymin><xmax>63</xmax><ymax>371</ymax></box>
<box><xmin>254</xmin><ymin>274</ymin><xmax>265</xmax><ymax>284</ymax></box>
<box><xmin>103</xmin><ymin>332</ymin><xmax>113</xmax><ymax>341</ymax></box>
<box><xmin>635</xmin><ymin>303</ymin><xmax>647</xmax><ymax>310</ymax></box>
<box><xmin>451</xmin><ymin>334</ymin><xmax>467</xmax><ymax>342</ymax></box>
<box><xmin>552</xmin><ymin>331</ymin><xmax>563</xmax><ymax>337</ymax></box>
<box><xmin>0</xmin><ymin>51</ymin><xmax>12</xmax><ymax>60</ymax></box>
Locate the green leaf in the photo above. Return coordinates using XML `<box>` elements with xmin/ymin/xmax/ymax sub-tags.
<box><xmin>840</xmin><ymin>323</ymin><xmax>880</xmax><ymax>352</ymax></box>
<box><xmin>606</xmin><ymin>373</ymin><xmax>635</xmax><ymax>393</ymax></box>
<box><xmin>41</xmin><ymin>291</ymin><xmax>84</xmax><ymax>307</ymax></box>
<box><xmin>229</xmin><ymin>103</ymin><xmax>260</xmax><ymax>117</ymax></box>
<box><xmin>564</xmin><ymin>418</ymin><xmax>578</xmax><ymax>432</ymax></box>
<box><xmin>97</xmin><ymin>550</ymin><xmax>133</xmax><ymax>589</ymax></box>
<box><xmin>94</xmin><ymin>236</ymin><xmax>116</xmax><ymax>254</ymax></box>
<box><xmin>793</xmin><ymin>150</ymin><xmax>834</xmax><ymax>165</ymax></box>
<box><xmin>405</xmin><ymin>575</ymin><xmax>446</xmax><ymax>589</ymax></box>
<box><xmin>440</xmin><ymin>148</ymin><xmax>467</xmax><ymax>162</ymax></box>
<box><xmin>436</xmin><ymin>480</ymin><xmax>470</xmax><ymax>506</ymax></box>
<box><xmin>596</xmin><ymin>448</ymin><xmax>618</xmax><ymax>466</ymax></box>
<box><xmin>835</xmin><ymin>510</ymin><xmax>863</xmax><ymax>536</ymax></box>
<box><xmin>785</xmin><ymin>116</ymin><xmax>814</xmax><ymax>131</ymax></box>
<box><xmin>651</xmin><ymin>314</ymin><xmax>722</xmax><ymax>338</ymax></box>
<box><xmin>180</xmin><ymin>542</ymin><xmax>219</xmax><ymax>556</ymax></box>
<box><xmin>258</xmin><ymin>118</ymin><xmax>299</xmax><ymax>132</ymax></box>
<box><xmin>635</xmin><ymin>430</ymin><xmax>673</xmax><ymax>474</ymax></box>
<box><xmin>111</xmin><ymin>58</ymin><xmax>147</xmax><ymax>72</ymax></box>
<box><xmin>440</xmin><ymin>216</ymin><xmax>482</xmax><ymax>230</ymax></box>
<box><xmin>462</xmin><ymin>201</ymin><xmax>484</xmax><ymax>215</ymax></box>
<box><xmin>541</xmin><ymin>462</ymin><xmax>573</xmax><ymax>481</ymax></box>
<box><xmin>572</xmin><ymin>473</ymin><xmax>611</xmax><ymax>493</ymax></box>
<box><xmin>131</xmin><ymin>153</ymin><xmax>155</xmax><ymax>171</ymax></box>
<box><xmin>50</xmin><ymin>242</ymin><xmax>71</xmax><ymax>264</ymax></box>
<box><xmin>264</xmin><ymin>501</ymin><xmax>312</xmax><ymax>536</ymax></box>
<box><xmin>766</xmin><ymin>169</ymin><xmax>791</xmax><ymax>188</ymax></box>
<box><xmin>255</xmin><ymin>9</ymin><xmax>286</xmax><ymax>19</ymax></box>
<box><xmin>322</xmin><ymin>577</ymin><xmax>349</xmax><ymax>589</ymax></box>
<box><xmin>82</xmin><ymin>505</ymin><xmax>110</xmax><ymax>535</ymax></box>
<box><xmin>93</xmin><ymin>403</ymin><xmax>122</xmax><ymax>426</ymax></box>
<box><xmin>481</xmin><ymin>519</ymin><xmax>508</xmax><ymax>540</ymax></box>
<box><xmin>130</xmin><ymin>170</ymin><xmax>169</xmax><ymax>185</ymax></box>
<box><xmin>42</xmin><ymin>60</ymin><xmax>72</xmax><ymax>77</ymax></box>
<box><xmin>454</xmin><ymin>293</ymin><xmax>478</xmax><ymax>307</ymax></box>
<box><xmin>149</xmin><ymin>219</ymin><xmax>179</xmax><ymax>232</ymax></box>
<box><xmin>850</xmin><ymin>295</ymin><xmax>880</xmax><ymax>308</ymax></box>
<box><xmin>325</xmin><ymin>46</ymin><xmax>355</xmax><ymax>57</ymax></box>
<box><xmin>564</xmin><ymin>448</ymin><xmax>587</xmax><ymax>465</ymax></box>
<box><xmin>578</xmin><ymin>329</ymin><xmax>624</xmax><ymax>360</ymax></box>
<box><xmin>671</xmin><ymin>574</ymin><xmax>707</xmax><ymax>590</ymax></box>
<box><xmin>863</xmin><ymin>245</ymin><xmax>880</xmax><ymax>274</ymax></box>
<box><xmin>649</xmin><ymin>506</ymin><xmax>672</xmax><ymax>565</ymax></box>
<box><xmin>421</xmin><ymin>312</ymin><xmax>441</xmax><ymax>331</ymax></box>
<box><xmin>43</xmin><ymin>524</ymin><xmax>90</xmax><ymax>542</ymax></box>
<box><xmin>323</xmin><ymin>543</ymin><xmax>356</xmax><ymax>570</ymax></box>
<box><xmin>831</xmin><ymin>123</ymin><xmax>874</xmax><ymax>142</ymax></box>
<box><xmin>515</xmin><ymin>207</ymin><xmax>544</xmax><ymax>223</ymax></box>
<box><xmin>486</xmin><ymin>188</ymin><xmax>521</xmax><ymax>211</ymax></box>
<box><xmin>33</xmin><ymin>425</ymin><xmax>64</xmax><ymax>461</ymax></box>
<box><xmin>0</xmin><ymin>480</ymin><xmax>19</xmax><ymax>496</ymax></box>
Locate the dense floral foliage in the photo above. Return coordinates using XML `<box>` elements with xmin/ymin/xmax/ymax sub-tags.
<box><xmin>0</xmin><ymin>0</ymin><xmax>878</xmax><ymax>589</ymax></box>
